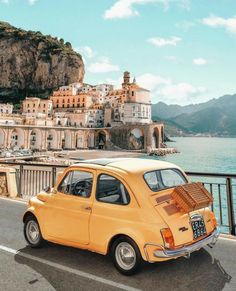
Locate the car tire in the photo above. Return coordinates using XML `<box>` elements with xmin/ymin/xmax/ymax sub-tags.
<box><xmin>24</xmin><ymin>216</ymin><xmax>44</xmax><ymax>248</ymax></box>
<box><xmin>111</xmin><ymin>236</ymin><xmax>142</xmax><ymax>275</ymax></box>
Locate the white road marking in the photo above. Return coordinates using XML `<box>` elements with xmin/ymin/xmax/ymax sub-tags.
<box><xmin>0</xmin><ymin>245</ymin><xmax>141</xmax><ymax>291</ymax></box>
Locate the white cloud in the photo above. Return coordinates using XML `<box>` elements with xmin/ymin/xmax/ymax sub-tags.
<box><xmin>193</xmin><ymin>58</ymin><xmax>207</xmax><ymax>66</ymax></box>
<box><xmin>77</xmin><ymin>46</ymin><xmax>95</xmax><ymax>59</ymax></box>
<box><xmin>202</xmin><ymin>15</ymin><xmax>236</xmax><ymax>35</ymax></box>
<box><xmin>137</xmin><ymin>73</ymin><xmax>207</xmax><ymax>105</ymax></box>
<box><xmin>88</xmin><ymin>58</ymin><xmax>120</xmax><ymax>73</ymax></box>
<box><xmin>148</xmin><ymin>36</ymin><xmax>182</xmax><ymax>47</ymax></box>
<box><xmin>28</xmin><ymin>0</ymin><xmax>38</xmax><ymax>5</ymax></box>
<box><xmin>1</xmin><ymin>0</ymin><xmax>39</xmax><ymax>5</ymax></box>
<box><xmin>103</xmin><ymin>0</ymin><xmax>190</xmax><ymax>20</ymax></box>
<box><xmin>137</xmin><ymin>73</ymin><xmax>170</xmax><ymax>90</ymax></box>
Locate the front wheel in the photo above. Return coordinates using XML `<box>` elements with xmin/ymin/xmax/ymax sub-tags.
<box><xmin>24</xmin><ymin>216</ymin><xmax>44</xmax><ymax>248</ymax></box>
<box><xmin>111</xmin><ymin>236</ymin><xmax>142</xmax><ymax>275</ymax></box>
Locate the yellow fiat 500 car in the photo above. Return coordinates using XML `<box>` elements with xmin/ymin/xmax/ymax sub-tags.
<box><xmin>23</xmin><ymin>158</ymin><xmax>220</xmax><ymax>275</ymax></box>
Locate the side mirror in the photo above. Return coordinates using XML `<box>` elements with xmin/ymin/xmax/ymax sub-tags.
<box><xmin>44</xmin><ymin>186</ymin><xmax>51</xmax><ymax>193</ymax></box>
<box><xmin>51</xmin><ymin>188</ymin><xmax>57</xmax><ymax>194</ymax></box>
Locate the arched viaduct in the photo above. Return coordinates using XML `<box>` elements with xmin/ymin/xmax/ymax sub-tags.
<box><xmin>0</xmin><ymin>122</ymin><xmax>164</xmax><ymax>152</ymax></box>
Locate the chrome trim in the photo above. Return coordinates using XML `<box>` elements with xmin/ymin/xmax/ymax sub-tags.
<box><xmin>144</xmin><ymin>242</ymin><xmax>164</xmax><ymax>262</ymax></box>
<box><xmin>153</xmin><ymin>226</ymin><xmax>220</xmax><ymax>259</ymax></box>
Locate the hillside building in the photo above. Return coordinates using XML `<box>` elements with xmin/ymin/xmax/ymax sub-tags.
<box><xmin>22</xmin><ymin>97</ymin><xmax>53</xmax><ymax>116</ymax></box>
<box><xmin>0</xmin><ymin>103</ymin><xmax>13</xmax><ymax>115</ymax></box>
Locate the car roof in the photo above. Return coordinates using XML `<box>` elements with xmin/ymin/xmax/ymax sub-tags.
<box><xmin>73</xmin><ymin>158</ymin><xmax>181</xmax><ymax>174</ymax></box>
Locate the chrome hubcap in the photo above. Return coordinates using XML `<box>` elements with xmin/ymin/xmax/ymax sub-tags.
<box><xmin>26</xmin><ymin>220</ymin><xmax>40</xmax><ymax>244</ymax></box>
<box><xmin>115</xmin><ymin>242</ymin><xmax>136</xmax><ymax>270</ymax></box>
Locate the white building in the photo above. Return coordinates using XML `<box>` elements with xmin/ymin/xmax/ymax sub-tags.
<box><xmin>123</xmin><ymin>103</ymin><xmax>151</xmax><ymax>124</ymax></box>
<box><xmin>58</xmin><ymin>83</ymin><xmax>82</xmax><ymax>96</ymax></box>
<box><xmin>87</xmin><ymin>108</ymin><xmax>104</xmax><ymax>128</ymax></box>
<box><xmin>0</xmin><ymin>103</ymin><xmax>13</xmax><ymax>114</ymax></box>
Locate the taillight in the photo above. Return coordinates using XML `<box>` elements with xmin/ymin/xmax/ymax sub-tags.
<box><xmin>161</xmin><ymin>228</ymin><xmax>175</xmax><ymax>249</ymax></box>
<box><xmin>210</xmin><ymin>212</ymin><xmax>217</xmax><ymax>229</ymax></box>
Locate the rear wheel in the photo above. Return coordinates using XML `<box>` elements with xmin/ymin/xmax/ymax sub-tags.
<box><xmin>111</xmin><ymin>236</ymin><xmax>142</xmax><ymax>275</ymax></box>
<box><xmin>24</xmin><ymin>216</ymin><xmax>44</xmax><ymax>248</ymax></box>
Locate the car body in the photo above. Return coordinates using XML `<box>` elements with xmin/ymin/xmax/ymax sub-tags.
<box><xmin>23</xmin><ymin>158</ymin><xmax>220</xmax><ymax>275</ymax></box>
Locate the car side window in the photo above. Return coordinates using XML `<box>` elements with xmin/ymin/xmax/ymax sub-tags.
<box><xmin>96</xmin><ymin>174</ymin><xmax>130</xmax><ymax>205</ymax></box>
<box><xmin>57</xmin><ymin>170</ymin><xmax>93</xmax><ymax>197</ymax></box>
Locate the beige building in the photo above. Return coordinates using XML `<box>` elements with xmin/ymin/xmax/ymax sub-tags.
<box><xmin>22</xmin><ymin>97</ymin><xmax>53</xmax><ymax>116</ymax></box>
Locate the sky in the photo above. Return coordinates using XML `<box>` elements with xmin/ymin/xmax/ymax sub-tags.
<box><xmin>0</xmin><ymin>0</ymin><xmax>236</xmax><ymax>105</ymax></box>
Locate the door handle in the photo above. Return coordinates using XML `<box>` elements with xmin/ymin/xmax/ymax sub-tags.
<box><xmin>82</xmin><ymin>206</ymin><xmax>92</xmax><ymax>211</ymax></box>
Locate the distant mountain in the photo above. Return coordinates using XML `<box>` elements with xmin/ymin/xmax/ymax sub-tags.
<box><xmin>152</xmin><ymin>94</ymin><xmax>236</xmax><ymax>136</ymax></box>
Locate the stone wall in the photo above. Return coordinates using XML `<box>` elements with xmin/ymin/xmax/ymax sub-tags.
<box><xmin>110</xmin><ymin>123</ymin><xmax>164</xmax><ymax>151</ymax></box>
<box><xmin>0</xmin><ymin>173</ymin><xmax>7</xmax><ymax>196</ymax></box>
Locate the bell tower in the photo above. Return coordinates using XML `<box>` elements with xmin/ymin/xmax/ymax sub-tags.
<box><xmin>122</xmin><ymin>71</ymin><xmax>130</xmax><ymax>88</ymax></box>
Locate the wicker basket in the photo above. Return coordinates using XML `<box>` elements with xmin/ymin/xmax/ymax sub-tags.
<box><xmin>171</xmin><ymin>182</ymin><xmax>213</xmax><ymax>213</ymax></box>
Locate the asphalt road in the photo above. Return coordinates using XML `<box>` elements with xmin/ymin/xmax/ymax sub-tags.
<box><xmin>0</xmin><ymin>197</ymin><xmax>236</xmax><ymax>291</ymax></box>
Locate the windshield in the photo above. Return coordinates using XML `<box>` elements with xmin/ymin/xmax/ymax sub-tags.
<box><xmin>144</xmin><ymin>168</ymin><xmax>187</xmax><ymax>192</ymax></box>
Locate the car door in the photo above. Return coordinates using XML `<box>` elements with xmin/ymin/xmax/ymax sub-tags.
<box><xmin>43</xmin><ymin>168</ymin><xmax>95</xmax><ymax>245</ymax></box>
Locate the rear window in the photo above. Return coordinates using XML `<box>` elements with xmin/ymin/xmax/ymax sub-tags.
<box><xmin>144</xmin><ymin>169</ymin><xmax>187</xmax><ymax>192</ymax></box>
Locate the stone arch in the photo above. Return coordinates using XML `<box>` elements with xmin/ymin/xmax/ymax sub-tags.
<box><xmin>30</xmin><ymin>129</ymin><xmax>42</xmax><ymax>150</ymax></box>
<box><xmin>64</xmin><ymin>130</ymin><xmax>73</xmax><ymax>149</ymax></box>
<box><xmin>10</xmin><ymin>128</ymin><xmax>25</xmax><ymax>149</ymax></box>
<box><xmin>95</xmin><ymin>129</ymin><xmax>109</xmax><ymax>149</ymax></box>
<box><xmin>128</xmin><ymin>128</ymin><xmax>144</xmax><ymax>150</ymax></box>
<box><xmin>0</xmin><ymin>128</ymin><xmax>6</xmax><ymax>148</ymax></box>
<box><xmin>76</xmin><ymin>130</ymin><xmax>86</xmax><ymax>149</ymax></box>
<box><xmin>47</xmin><ymin>129</ymin><xmax>58</xmax><ymax>150</ymax></box>
<box><xmin>152</xmin><ymin>127</ymin><xmax>160</xmax><ymax>148</ymax></box>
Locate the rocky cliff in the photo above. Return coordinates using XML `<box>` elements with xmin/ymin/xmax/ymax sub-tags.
<box><xmin>0</xmin><ymin>21</ymin><xmax>85</xmax><ymax>102</ymax></box>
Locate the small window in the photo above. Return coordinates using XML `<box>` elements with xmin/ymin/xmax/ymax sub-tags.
<box><xmin>96</xmin><ymin>174</ymin><xmax>130</xmax><ymax>205</ymax></box>
<box><xmin>58</xmin><ymin>170</ymin><xmax>93</xmax><ymax>197</ymax></box>
<box><xmin>144</xmin><ymin>169</ymin><xmax>187</xmax><ymax>192</ymax></box>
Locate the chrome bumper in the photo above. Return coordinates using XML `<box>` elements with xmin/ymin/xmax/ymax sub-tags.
<box><xmin>153</xmin><ymin>227</ymin><xmax>220</xmax><ymax>259</ymax></box>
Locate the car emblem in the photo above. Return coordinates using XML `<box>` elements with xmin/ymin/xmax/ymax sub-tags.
<box><xmin>179</xmin><ymin>226</ymin><xmax>188</xmax><ymax>232</ymax></box>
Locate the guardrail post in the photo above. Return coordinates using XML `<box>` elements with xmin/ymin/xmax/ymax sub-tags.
<box><xmin>19</xmin><ymin>165</ymin><xmax>23</xmax><ymax>197</ymax></box>
<box><xmin>226</xmin><ymin>177</ymin><xmax>235</xmax><ymax>235</ymax></box>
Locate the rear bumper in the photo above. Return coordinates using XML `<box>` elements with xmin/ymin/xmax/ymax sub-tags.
<box><xmin>153</xmin><ymin>226</ymin><xmax>220</xmax><ymax>259</ymax></box>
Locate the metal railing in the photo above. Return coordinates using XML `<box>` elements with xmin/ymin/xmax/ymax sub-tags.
<box><xmin>0</xmin><ymin>161</ymin><xmax>66</xmax><ymax>199</ymax></box>
<box><xmin>186</xmin><ymin>171</ymin><xmax>236</xmax><ymax>236</ymax></box>
<box><xmin>0</xmin><ymin>161</ymin><xmax>235</xmax><ymax>235</ymax></box>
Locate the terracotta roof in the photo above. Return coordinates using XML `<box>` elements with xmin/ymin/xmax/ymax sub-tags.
<box><xmin>129</xmin><ymin>84</ymin><xmax>150</xmax><ymax>92</ymax></box>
